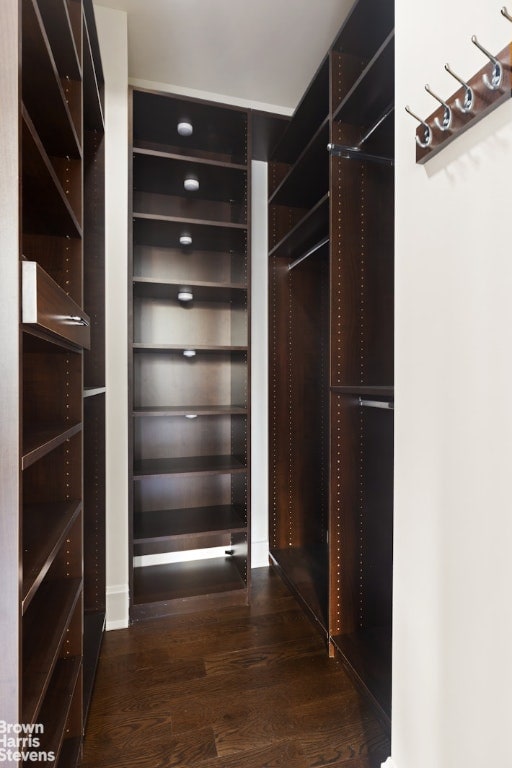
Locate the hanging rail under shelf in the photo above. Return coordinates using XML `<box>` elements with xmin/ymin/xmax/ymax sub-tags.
<box><xmin>359</xmin><ymin>398</ymin><xmax>394</xmax><ymax>410</ymax></box>
<box><xmin>329</xmin><ymin>104</ymin><xmax>394</xmax><ymax>166</ymax></box>
<box><xmin>288</xmin><ymin>236</ymin><xmax>330</xmax><ymax>271</ymax></box>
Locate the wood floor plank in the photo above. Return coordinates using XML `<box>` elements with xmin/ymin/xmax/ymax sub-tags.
<box><xmin>81</xmin><ymin>725</ymin><xmax>217</xmax><ymax>768</ymax></box>
<box><xmin>199</xmin><ymin>739</ymin><xmax>310</xmax><ymax>768</ymax></box>
<box><xmin>203</xmin><ymin>634</ymin><xmax>323</xmax><ymax>676</ymax></box>
<box><xmin>80</xmin><ymin>567</ymin><xmax>390</xmax><ymax>768</ymax></box>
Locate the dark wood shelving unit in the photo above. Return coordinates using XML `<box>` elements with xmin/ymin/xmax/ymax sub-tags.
<box><xmin>268</xmin><ymin>0</ymin><xmax>394</xmax><ymax>733</ymax></box>
<box><xmin>129</xmin><ymin>88</ymin><xmax>251</xmax><ymax>620</ymax></box>
<box><xmin>0</xmin><ymin>1</ymin><xmax>105</xmax><ymax>763</ymax></box>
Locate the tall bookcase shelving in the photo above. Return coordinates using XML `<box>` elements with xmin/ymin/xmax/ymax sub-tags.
<box><xmin>129</xmin><ymin>89</ymin><xmax>251</xmax><ymax>620</ymax></box>
<box><xmin>268</xmin><ymin>0</ymin><xmax>394</xmax><ymax>728</ymax></box>
<box><xmin>0</xmin><ymin>0</ymin><xmax>105</xmax><ymax>763</ymax></box>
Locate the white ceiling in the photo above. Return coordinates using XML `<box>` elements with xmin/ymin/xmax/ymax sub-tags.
<box><xmin>93</xmin><ymin>0</ymin><xmax>355</xmax><ymax>112</ymax></box>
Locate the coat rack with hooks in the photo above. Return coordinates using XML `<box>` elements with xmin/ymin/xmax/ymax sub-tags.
<box><xmin>406</xmin><ymin>6</ymin><xmax>512</xmax><ymax>163</ymax></box>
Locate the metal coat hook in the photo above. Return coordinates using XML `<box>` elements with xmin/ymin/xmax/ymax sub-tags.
<box><xmin>501</xmin><ymin>6</ymin><xmax>512</xmax><ymax>21</ymax></box>
<box><xmin>405</xmin><ymin>105</ymin><xmax>433</xmax><ymax>148</ymax></box>
<box><xmin>444</xmin><ymin>63</ymin><xmax>474</xmax><ymax>114</ymax></box>
<box><xmin>425</xmin><ymin>84</ymin><xmax>453</xmax><ymax>130</ymax></box>
<box><xmin>471</xmin><ymin>35</ymin><xmax>503</xmax><ymax>90</ymax></box>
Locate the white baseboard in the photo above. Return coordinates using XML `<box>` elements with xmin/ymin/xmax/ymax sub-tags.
<box><xmin>251</xmin><ymin>539</ymin><xmax>269</xmax><ymax>568</ymax></box>
<box><xmin>105</xmin><ymin>583</ymin><xmax>129</xmax><ymax>630</ymax></box>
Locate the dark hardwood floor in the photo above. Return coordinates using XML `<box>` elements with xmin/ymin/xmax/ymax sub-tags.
<box><xmin>80</xmin><ymin>567</ymin><xmax>390</xmax><ymax>768</ymax></box>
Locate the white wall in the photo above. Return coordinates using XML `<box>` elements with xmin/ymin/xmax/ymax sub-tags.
<box><xmin>251</xmin><ymin>160</ymin><xmax>269</xmax><ymax>567</ymax></box>
<box><xmin>394</xmin><ymin>4</ymin><xmax>512</xmax><ymax>768</ymax></box>
<box><xmin>94</xmin><ymin>5</ymin><xmax>130</xmax><ymax>629</ymax></box>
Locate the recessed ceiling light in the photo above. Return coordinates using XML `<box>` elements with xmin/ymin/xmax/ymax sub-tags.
<box><xmin>179</xmin><ymin>234</ymin><xmax>192</xmax><ymax>246</ymax></box>
<box><xmin>184</xmin><ymin>176</ymin><xmax>199</xmax><ymax>192</ymax></box>
<box><xmin>183</xmin><ymin>349</ymin><xmax>196</xmax><ymax>358</ymax></box>
<box><xmin>177</xmin><ymin>121</ymin><xmax>193</xmax><ymax>136</ymax></box>
<box><xmin>178</xmin><ymin>289</ymin><xmax>193</xmax><ymax>302</ymax></box>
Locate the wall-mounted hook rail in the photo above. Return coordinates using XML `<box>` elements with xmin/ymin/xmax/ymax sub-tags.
<box><xmin>409</xmin><ymin>11</ymin><xmax>512</xmax><ymax>164</ymax></box>
<box><xmin>288</xmin><ymin>237</ymin><xmax>329</xmax><ymax>271</ymax></box>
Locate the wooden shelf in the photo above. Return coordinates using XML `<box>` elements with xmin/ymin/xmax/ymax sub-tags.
<box><xmin>269</xmin><ymin>119</ymin><xmax>329</xmax><ymax>209</ymax></box>
<box><xmin>134</xmin><ymin>505</ymin><xmax>247</xmax><ymax>543</ymax></box>
<box><xmin>269</xmin><ymin>193</ymin><xmax>329</xmax><ymax>261</ymax></box>
<box><xmin>133</xmin><ymin>343</ymin><xmax>247</xmax><ymax>353</ymax></box>
<box><xmin>133</xmin><ymin>277</ymin><xmax>247</xmax><ymax>303</ymax></box>
<box><xmin>331</xmin><ymin>385</ymin><xmax>394</xmax><ymax>397</ymax></box>
<box><xmin>133</xmin><ymin>215</ymin><xmax>247</xmax><ymax>252</ymax></box>
<box><xmin>22</xmin><ymin>422</ymin><xmax>82</xmax><ymax>470</ymax></box>
<box><xmin>83</xmin><ymin>6</ymin><xmax>104</xmax><ymax>131</ymax></box>
<box><xmin>22</xmin><ymin>0</ymin><xmax>82</xmax><ymax>158</ymax></box>
<box><xmin>133</xmin><ymin>405</ymin><xmax>247</xmax><ymax>417</ymax></box>
<box><xmin>84</xmin><ymin>386</ymin><xmax>106</xmax><ymax>398</ymax></box>
<box><xmin>331</xmin><ymin>627</ymin><xmax>392</xmax><ymax>723</ymax></box>
<box><xmin>133</xmin><ymin>454</ymin><xmax>247</xmax><ymax>479</ymax></box>
<box><xmin>133</xmin><ymin>209</ymin><xmax>247</xmax><ymax>231</ymax></box>
<box><xmin>22</xmin><ymin>577</ymin><xmax>82</xmax><ymax>723</ymax></box>
<box><xmin>22</xmin><ymin>501</ymin><xmax>82</xmax><ymax>610</ymax></box>
<box><xmin>36</xmin><ymin>0</ymin><xmax>81</xmax><ymax>80</ymax></box>
<box><xmin>333</xmin><ymin>32</ymin><xmax>395</xmax><ymax>134</ymax></box>
<box><xmin>22</xmin><ymin>109</ymin><xmax>82</xmax><ymax>238</ymax></box>
<box><xmin>332</xmin><ymin>0</ymin><xmax>393</xmax><ymax>59</ymax></box>
<box><xmin>36</xmin><ymin>656</ymin><xmax>82</xmax><ymax>763</ymax></box>
<box><xmin>133</xmin><ymin>557</ymin><xmax>247</xmax><ymax>605</ymax></box>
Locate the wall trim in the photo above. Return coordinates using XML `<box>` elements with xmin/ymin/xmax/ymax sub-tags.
<box><xmin>128</xmin><ymin>77</ymin><xmax>293</xmax><ymax>116</ymax></box>
<box><xmin>251</xmin><ymin>540</ymin><xmax>269</xmax><ymax>569</ymax></box>
<box><xmin>106</xmin><ymin>584</ymin><xmax>129</xmax><ymax>630</ymax></box>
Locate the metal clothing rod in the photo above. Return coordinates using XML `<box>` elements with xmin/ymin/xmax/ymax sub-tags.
<box><xmin>359</xmin><ymin>104</ymin><xmax>395</xmax><ymax>146</ymax></box>
<box><xmin>327</xmin><ymin>143</ymin><xmax>394</xmax><ymax>166</ymax></box>
<box><xmin>359</xmin><ymin>398</ymin><xmax>394</xmax><ymax>410</ymax></box>
<box><xmin>288</xmin><ymin>236</ymin><xmax>330</xmax><ymax>271</ymax></box>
